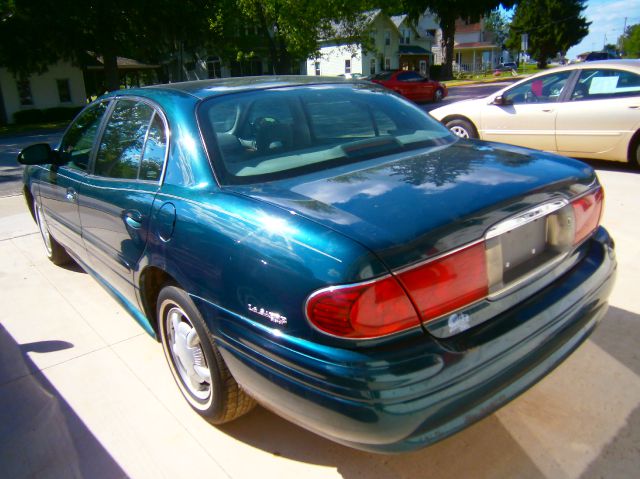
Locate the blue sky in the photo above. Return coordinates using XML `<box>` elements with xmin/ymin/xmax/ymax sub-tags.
<box><xmin>565</xmin><ymin>0</ymin><xmax>640</xmax><ymax>58</ymax></box>
<box><xmin>501</xmin><ymin>0</ymin><xmax>640</xmax><ymax>59</ymax></box>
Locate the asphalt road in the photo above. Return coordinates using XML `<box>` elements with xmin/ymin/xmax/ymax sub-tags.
<box><xmin>0</xmin><ymin>130</ymin><xmax>63</xmax><ymax>197</ymax></box>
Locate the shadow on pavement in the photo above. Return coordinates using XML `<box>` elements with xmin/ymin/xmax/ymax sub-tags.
<box><xmin>218</xmin><ymin>305</ymin><xmax>640</xmax><ymax>478</ymax></box>
<box><xmin>580</xmin><ymin>306</ymin><xmax>640</xmax><ymax>477</ymax></box>
<box><xmin>220</xmin><ymin>402</ymin><xmax>547</xmax><ymax>478</ymax></box>
<box><xmin>0</xmin><ymin>324</ymin><xmax>127</xmax><ymax>479</ymax></box>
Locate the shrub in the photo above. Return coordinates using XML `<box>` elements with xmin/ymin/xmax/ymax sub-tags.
<box><xmin>13</xmin><ymin>106</ymin><xmax>83</xmax><ymax>125</ymax></box>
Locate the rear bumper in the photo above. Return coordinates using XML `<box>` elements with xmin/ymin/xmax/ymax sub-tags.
<box><xmin>200</xmin><ymin>226</ymin><xmax>616</xmax><ymax>453</ymax></box>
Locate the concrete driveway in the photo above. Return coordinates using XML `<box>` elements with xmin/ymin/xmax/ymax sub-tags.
<box><xmin>0</xmin><ymin>163</ymin><xmax>639</xmax><ymax>479</ymax></box>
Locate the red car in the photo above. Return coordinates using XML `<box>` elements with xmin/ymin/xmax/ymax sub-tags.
<box><xmin>371</xmin><ymin>70</ymin><xmax>447</xmax><ymax>102</ymax></box>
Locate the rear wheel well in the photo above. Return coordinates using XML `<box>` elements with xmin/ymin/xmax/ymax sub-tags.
<box><xmin>629</xmin><ymin>129</ymin><xmax>640</xmax><ymax>167</ymax></box>
<box><xmin>441</xmin><ymin>115</ymin><xmax>477</xmax><ymax>130</ymax></box>
<box><xmin>139</xmin><ymin>266</ymin><xmax>179</xmax><ymax>338</ymax></box>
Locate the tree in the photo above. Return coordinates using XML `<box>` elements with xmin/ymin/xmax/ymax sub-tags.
<box><xmin>0</xmin><ymin>0</ymin><xmax>215</xmax><ymax>91</ymax></box>
<box><xmin>620</xmin><ymin>24</ymin><xmax>640</xmax><ymax>58</ymax></box>
<box><xmin>507</xmin><ymin>0</ymin><xmax>590</xmax><ymax>68</ymax></box>
<box><xmin>229</xmin><ymin>0</ymin><xmax>375</xmax><ymax>74</ymax></box>
<box><xmin>397</xmin><ymin>1</ymin><xmax>516</xmax><ymax>79</ymax></box>
<box><xmin>485</xmin><ymin>8</ymin><xmax>510</xmax><ymax>51</ymax></box>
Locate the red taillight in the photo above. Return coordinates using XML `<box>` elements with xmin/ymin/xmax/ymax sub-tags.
<box><xmin>306</xmin><ymin>275</ymin><xmax>419</xmax><ymax>339</ymax></box>
<box><xmin>396</xmin><ymin>242</ymin><xmax>488</xmax><ymax>323</ymax></box>
<box><xmin>572</xmin><ymin>187</ymin><xmax>604</xmax><ymax>245</ymax></box>
<box><xmin>306</xmin><ymin>188</ymin><xmax>603</xmax><ymax>339</ymax></box>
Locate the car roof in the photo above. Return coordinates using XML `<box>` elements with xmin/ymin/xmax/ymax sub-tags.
<box><xmin>141</xmin><ymin>75</ymin><xmax>358</xmax><ymax>100</ymax></box>
<box><xmin>553</xmin><ymin>59</ymin><xmax>640</xmax><ymax>72</ymax></box>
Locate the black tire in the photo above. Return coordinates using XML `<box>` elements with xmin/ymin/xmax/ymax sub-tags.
<box><xmin>445</xmin><ymin>118</ymin><xmax>478</xmax><ymax>139</ymax></box>
<box><xmin>157</xmin><ymin>285</ymin><xmax>255</xmax><ymax>424</ymax></box>
<box><xmin>33</xmin><ymin>197</ymin><xmax>71</xmax><ymax>266</ymax></box>
<box><xmin>433</xmin><ymin>88</ymin><xmax>444</xmax><ymax>102</ymax></box>
<box><xmin>631</xmin><ymin>135</ymin><xmax>640</xmax><ymax>169</ymax></box>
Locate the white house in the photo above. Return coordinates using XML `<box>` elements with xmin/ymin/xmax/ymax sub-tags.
<box><xmin>0</xmin><ymin>61</ymin><xmax>86</xmax><ymax>124</ymax></box>
<box><xmin>307</xmin><ymin>10</ymin><xmax>433</xmax><ymax>77</ymax></box>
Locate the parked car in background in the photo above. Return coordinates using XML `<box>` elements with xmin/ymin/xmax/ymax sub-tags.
<box><xmin>371</xmin><ymin>70</ymin><xmax>447</xmax><ymax>102</ymax></box>
<box><xmin>19</xmin><ymin>77</ymin><xmax>615</xmax><ymax>453</ymax></box>
<box><xmin>431</xmin><ymin>60</ymin><xmax>640</xmax><ymax>166</ymax></box>
<box><xmin>583</xmin><ymin>51</ymin><xmax>620</xmax><ymax>61</ymax></box>
<box><xmin>497</xmin><ymin>62</ymin><xmax>518</xmax><ymax>71</ymax></box>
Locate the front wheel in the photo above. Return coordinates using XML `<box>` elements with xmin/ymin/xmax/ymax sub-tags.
<box><xmin>158</xmin><ymin>285</ymin><xmax>255</xmax><ymax>423</ymax></box>
<box><xmin>34</xmin><ymin>197</ymin><xmax>71</xmax><ymax>265</ymax></box>
<box><xmin>433</xmin><ymin>88</ymin><xmax>444</xmax><ymax>102</ymax></box>
<box><xmin>445</xmin><ymin>119</ymin><xmax>478</xmax><ymax>139</ymax></box>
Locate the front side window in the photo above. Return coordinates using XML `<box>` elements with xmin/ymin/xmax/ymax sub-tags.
<box><xmin>571</xmin><ymin>69</ymin><xmax>640</xmax><ymax>101</ymax></box>
<box><xmin>504</xmin><ymin>71</ymin><xmax>572</xmax><ymax>105</ymax></box>
<box><xmin>59</xmin><ymin>101</ymin><xmax>110</xmax><ymax>171</ymax></box>
<box><xmin>94</xmin><ymin>100</ymin><xmax>154</xmax><ymax>180</ymax></box>
<box><xmin>198</xmin><ymin>85</ymin><xmax>452</xmax><ymax>185</ymax></box>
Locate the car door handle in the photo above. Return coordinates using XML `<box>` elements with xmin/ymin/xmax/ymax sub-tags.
<box><xmin>65</xmin><ymin>188</ymin><xmax>77</xmax><ymax>202</ymax></box>
<box><xmin>629</xmin><ymin>105</ymin><xmax>639</xmax><ymax>109</ymax></box>
<box><xmin>124</xmin><ymin>211</ymin><xmax>143</xmax><ymax>229</ymax></box>
<box><xmin>541</xmin><ymin>108</ymin><xmax>554</xmax><ymax>113</ymax></box>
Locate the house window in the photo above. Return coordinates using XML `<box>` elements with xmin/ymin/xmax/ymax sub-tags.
<box><xmin>426</xmin><ymin>29</ymin><xmax>436</xmax><ymax>38</ymax></box>
<box><xmin>400</xmin><ymin>28</ymin><xmax>410</xmax><ymax>45</ymax></box>
<box><xmin>385</xmin><ymin>57</ymin><xmax>391</xmax><ymax>70</ymax></box>
<box><xmin>370</xmin><ymin>58</ymin><xmax>376</xmax><ymax>75</ymax></box>
<box><xmin>315</xmin><ymin>61</ymin><xmax>320</xmax><ymax>76</ymax></box>
<box><xmin>17</xmin><ymin>79</ymin><xmax>33</xmax><ymax>106</ymax></box>
<box><xmin>57</xmin><ymin>79</ymin><xmax>71</xmax><ymax>103</ymax></box>
<box><xmin>384</xmin><ymin>30</ymin><xmax>391</xmax><ymax>46</ymax></box>
<box><xmin>345</xmin><ymin>59</ymin><xmax>351</xmax><ymax>74</ymax></box>
<box><xmin>370</xmin><ymin>29</ymin><xmax>377</xmax><ymax>41</ymax></box>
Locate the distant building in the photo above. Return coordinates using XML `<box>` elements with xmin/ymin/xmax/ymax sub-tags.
<box><xmin>420</xmin><ymin>13</ymin><xmax>502</xmax><ymax>73</ymax></box>
<box><xmin>307</xmin><ymin>10</ymin><xmax>433</xmax><ymax>77</ymax></box>
<box><xmin>0</xmin><ymin>61</ymin><xmax>86</xmax><ymax>124</ymax></box>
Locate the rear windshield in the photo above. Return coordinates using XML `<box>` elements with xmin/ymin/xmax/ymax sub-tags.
<box><xmin>198</xmin><ymin>84</ymin><xmax>452</xmax><ymax>185</ymax></box>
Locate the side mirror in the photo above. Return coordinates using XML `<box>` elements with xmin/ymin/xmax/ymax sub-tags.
<box><xmin>492</xmin><ymin>95</ymin><xmax>512</xmax><ymax>106</ymax></box>
<box><xmin>17</xmin><ymin>143</ymin><xmax>62</xmax><ymax>165</ymax></box>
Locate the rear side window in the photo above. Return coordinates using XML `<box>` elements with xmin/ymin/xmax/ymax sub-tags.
<box><xmin>93</xmin><ymin>99</ymin><xmax>167</xmax><ymax>181</ymax></box>
<box><xmin>571</xmin><ymin>69</ymin><xmax>640</xmax><ymax>101</ymax></box>
<box><xmin>198</xmin><ymin>84</ymin><xmax>452</xmax><ymax>185</ymax></box>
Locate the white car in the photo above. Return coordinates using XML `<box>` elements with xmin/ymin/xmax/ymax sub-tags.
<box><xmin>430</xmin><ymin>60</ymin><xmax>640</xmax><ymax>166</ymax></box>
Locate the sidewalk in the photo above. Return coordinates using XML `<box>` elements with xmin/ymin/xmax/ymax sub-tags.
<box><xmin>1</xmin><ymin>169</ymin><xmax>639</xmax><ymax>478</ymax></box>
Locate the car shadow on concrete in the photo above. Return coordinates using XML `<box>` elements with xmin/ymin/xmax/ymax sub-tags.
<box><xmin>580</xmin><ymin>159</ymin><xmax>639</xmax><ymax>174</ymax></box>
<box><xmin>219</xmin><ymin>405</ymin><xmax>548</xmax><ymax>478</ymax></box>
<box><xmin>0</xmin><ymin>324</ymin><xmax>127</xmax><ymax>479</ymax></box>
<box><xmin>217</xmin><ymin>305</ymin><xmax>639</xmax><ymax>478</ymax></box>
<box><xmin>581</xmin><ymin>305</ymin><xmax>640</xmax><ymax>478</ymax></box>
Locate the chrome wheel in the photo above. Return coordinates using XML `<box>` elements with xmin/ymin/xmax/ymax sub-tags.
<box><xmin>163</xmin><ymin>303</ymin><xmax>212</xmax><ymax>403</ymax></box>
<box><xmin>450</xmin><ymin>126</ymin><xmax>470</xmax><ymax>138</ymax></box>
<box><xmin>34</xmin><ymin>199</ymin><xmax>53</xmax><ymax>257</ymax></box>
<box><xmin>434</xmin><ymin>89</ymin><xmax>443</xmax><ymax>102</ymax></box>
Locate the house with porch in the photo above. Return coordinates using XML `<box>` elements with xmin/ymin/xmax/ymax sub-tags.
<box><xmin>307</xmin><ymin>10</ymin><xmax>433</xmax><ymax>77</ymax></box>
<box><xmin>420</xmin><ymin>13</ymin><xmax>503</xmax><ymax>73</ymax></box>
